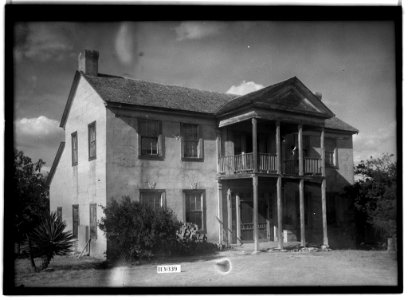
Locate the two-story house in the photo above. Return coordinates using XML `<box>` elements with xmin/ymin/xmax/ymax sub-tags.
<box><xmin>48</xmin><ymin>50</ymin><xmax>358</xmax><ymax>258</ymax></box>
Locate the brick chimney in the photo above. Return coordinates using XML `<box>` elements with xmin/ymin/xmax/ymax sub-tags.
<box><xmin>78</xmin><ymin>50</ymin><xmax>99</xmax><ymax>76</ymax></box>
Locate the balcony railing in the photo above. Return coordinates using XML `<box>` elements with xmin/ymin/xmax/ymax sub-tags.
<box><xmin>219</xmin><ymin>154</ymin><xmax>322</xmax><ymax>176</ymax></box>
<box><xmin>283</xmin><ymin>158</ymin><xmax>322</xmax><ymax>175</ymax></box>
<box><xmin>219</xmin><ymin>153</ymin><xmax>277</xmax><ymax>175</ymax></box>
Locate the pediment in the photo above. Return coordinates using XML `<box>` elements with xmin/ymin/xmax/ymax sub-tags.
<box><xmin>217</xmin><ymin>77</ymin><xmax>335</xmax><ymax>118</ymax></box>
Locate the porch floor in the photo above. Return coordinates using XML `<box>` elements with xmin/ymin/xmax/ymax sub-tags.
<box><xmin>230</xmin><ymin>241</ymin><xmax>302</xmax><ymax>253</ymax></box>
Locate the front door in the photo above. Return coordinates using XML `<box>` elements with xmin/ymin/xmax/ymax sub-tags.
<box><xmin>240</xmin><ymin>194</ymin><xmax>268</xmax><ymax>241</ymax></box>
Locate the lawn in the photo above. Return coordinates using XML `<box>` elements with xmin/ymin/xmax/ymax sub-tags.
<box><xmin>14</xmin><ymin>249</ymin><xmax>398</xmax><ymax>287</ymax></box>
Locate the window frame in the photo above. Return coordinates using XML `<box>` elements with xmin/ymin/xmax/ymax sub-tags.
<box><xmin>183</xmin><ymin>189</ymin><xmax>206</xmax><ymax>233</ymax></box>
<box><xmin>180</xmin><ymin>123</ymin><xmax>204</xmax><ymax>161</ymax></box>
<box><xmin>88</xmin><ymin>121</ymin><xmax>96</xmax><ymax>161</ymax></box>
<box><xmin>139</xmin><ymin>189</ymin><xmax>166</xmax><ymax>210</ymax></box>
<box><xmin>138</xmin><ymin>118</ymin><xmax>164</xmax><ymax>160</ymax></box>
<box><xmin>324</xmin><ymin>138</ymin><xmax>338</xmax><ymax>168</ymax></box>
<box><xmin>71</xmin><ymin>131</ymin><xmax>78</xmax><ymax>166</ymax></box>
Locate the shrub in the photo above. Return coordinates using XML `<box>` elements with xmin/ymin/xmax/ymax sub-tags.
<box><xmin>99</xmin><ymin>196</ymin><xmax>181</xmax><ymax>261</ymax></box>
<box><xmin>27</xmin><ymin>212</ymin><xmax>74</xmax><ymax>271</ymax></box>
<box><xmin>174</xmin><ymin>223</ymin><xmax>218</xmax><ymax>256</ymax></box>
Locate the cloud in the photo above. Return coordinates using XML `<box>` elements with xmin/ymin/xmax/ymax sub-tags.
<box><xmin>115</xmin><ymin>23</ymin><xmax>134</xmax><ymax>65</ymax></box>
<box><xmin>353</xmin><ymin>121</ymin><xmax>396</xmax><ymax>163</ymax></box>
<box><xmin>14</xmin><ymin>23</ymin><xmax>74</xmax><ymax>62</ymax></box>
<box><xmin>226</xmin><ymin>81</ymin><xmax>265</xmax><ymax>95</ymax></box>
<box><xmin>175</xmin><ymin>21</ymin><xmax>225</xmax><ymax>41</ymax></box>
<box><xmin>15</xmin><ymin>116</ymin><xmax>64</xmax><ymax>148</ymax></box>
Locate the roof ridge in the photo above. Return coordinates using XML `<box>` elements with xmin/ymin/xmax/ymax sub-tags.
<box><xmin>85</xmin><ymin>72</ymin><xmax>239</xmax><ymax>98</ymax></box>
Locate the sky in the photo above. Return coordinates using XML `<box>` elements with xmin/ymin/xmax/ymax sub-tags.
<box><xmin>13</xmin><ymin>21</ymin><xmax>397</xmax><ymax>172</ymax></box>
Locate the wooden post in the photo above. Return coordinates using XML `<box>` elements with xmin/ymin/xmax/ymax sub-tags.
<box><xmin>321</xmin><ymin>178</ymin><xmax>329</xmax><ymax>247</ymax></box>
<box><xmin>216</xmin><ymin>129</ymin><xmax>221</xmax><ymax>173</ymax></box>
<box><xmin>236</xmin><ymin>194</ymin><xmax>241</xmax><ymax>244</ymax></box>
<box><xmin>298</xmin><ymin>124</ymin><xmax>304</xmax><ymax>176</ymax></box>
<box><xmin>320</xmin><ymin>128</ymin><xmax>329</xmax><ymax>248</ymax></box>
<box><xmin>299</xmin><ymin>179</ymin><xmax>305</xmax><ymax>247</ymax></box>
<box><xmin>227</xmin><ymin>188</ymin><xmax>232</xmax><ymax>245</ymax></box>
<box><xmin>253</xmin><ymin>175</ymin><xmax>259</xmax><ymax>253</ymax></box>
<box><xmin>266</xmin><ymin>192</ymin><xmax>271</xmax><ymax>241</ymax></box>
<box><xmin>217</xmin><ymin>181</ymin><xmax>224</xmax><ymax>245</ymax></box>
<box><xmin>277</xmin><ymin>177</ymin><xmax>283</xmax><ymax>249</ymax></box>
<box><xmin>321</xmin><ymin>128</ymin><xmax>326</xmax><ymax>177</ymax></box>
<box><xmin>276</xmin><ymin>121</ymin><xmax>281</xmax><ymax>174</ymax></box>
<box><xmin>252</xmin><ymin>118</ymin><xmax>258</xmax><ymax>172</ymax></box>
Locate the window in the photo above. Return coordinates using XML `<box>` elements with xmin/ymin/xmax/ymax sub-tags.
<box><xmin>325</xmin><ymin>138</ymin><xmax>337</xmax><ymax>167</ymax></box>
<box><xmin>71</xmin><ymin>132</ymin><xmax>78</xmax><ymax>166</ymax></box>
<box><xmin>184</xmin><ymin>190</ymin><xmax>205</xmax><ymax>231</ymax></box>
<box><xmin>90</xmin><ymin>203</ymin><xmax>97</xmax><ymax>240</ymax></box>
<box><xmin>181</xmin><ymin>123</ymin><xmax>203</xmax><ymax>160</ymax></box>
<box><xmin>57</xmin><ymin>207</ymin><xmax>62</xmax><ymax>220</ymax></box>
<box><xmin>139</xmin><ymin>119</ymin><xmax>163</xmax><ymax>158</ymax></box>
<box><xmin>72</xmin><ymin>204</ymin><xmax>79</xmax><ymax>239</ymax></box>
<box><xmin>140</xmin><ymin>190</ymin><xmax>165</xmax><ymax>210</ymax></box>
<box><xmin>88</xmin><ymin>121</ymin><xmax>96</xmax><ymax>160</ymax></box>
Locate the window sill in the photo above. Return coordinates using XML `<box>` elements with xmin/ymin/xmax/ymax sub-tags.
<box><xmin>138</xmin><ymin>155</ymin><xmax>164</xmax><ymax>161</ymax></box>
<box><xmin>181</xmin><ymin>157</ymin><xmax>204</xmax><ymax>162</ymax></box>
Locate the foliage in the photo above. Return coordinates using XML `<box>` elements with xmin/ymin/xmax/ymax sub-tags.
<box><xmin>27</xmin><ymin>211</ymin><xmax>74</xmax><ymax>271</ymax></box>
<box><xmin>99</xmin><ymin>196</ymin><xmax>182</xmax><ymax>261</ymax></box>
<box><xmin>14</xmin><ymin>149</ymin><xmax>49</xmax><ymax>249</ymax></box>
<box><xmin>175</xmin><ymin>223</ymin><xmax>218</xmax><ymax>256</ymax></box>
<box><xmin>343</xmin><ymin>153</ymin><xmax>397</xmax><ymax>242</ymax></box>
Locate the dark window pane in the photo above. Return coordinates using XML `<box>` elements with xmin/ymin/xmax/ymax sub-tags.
<box><xmin>141</xmin><ymin>191</ymin><xmax>162</xmax><ymax>210</ymax></box>
<box><xmin>90</xmin><ymin>203</ymin><xmax>97</xmax><ymax>239</ymax></box>
<box><xmin>72</xmin><ymin>205</ymin><xmax>79</xmax><ymax>239</ymax></box>
<box><xmin>57</xmin><ymin>207</ymin><xmax>62</xmax><ymax>220</ymax></box>
<box><xmin>141</xmin><ymin>137</ymin><xmax>158</xmax><ymax>155</ymax></box>
<box><xmin>88</xmin><ymin>122</ymin><xmax>96</xmax><ymax>159</ymax></box>
<box><xmin>182</xmin><ymin>124</ymin><xmax>199</xmax><ymax>158</ymax></box>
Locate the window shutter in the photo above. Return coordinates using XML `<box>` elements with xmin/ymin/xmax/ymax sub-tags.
<box><xmin>198</xmin><ymin>125</ymin><xmax>204</xmax><ymax>159</ymax></box>
<box><xmin>90</xmin><ymin>203</ymin><xmax>97</xmax><ymax>240</ymax></box>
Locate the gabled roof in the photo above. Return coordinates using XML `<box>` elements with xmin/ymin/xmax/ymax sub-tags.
<box><xmin>46</xmin><ymin>141</ymin><xmax>65</xmax><ymax>186</ymax></box>
<box><xmin>325</xmin><ymin>116</ymin><xmax>359</xmax><ymax>134</ymax></box>
<box><xmin>216</xmin><ymin>76</ymin><xmax>335</xmax><ymax>118</ymax></box>
<box><xmin>59</xmin><ymin>72</ymin><xmax>357</xmax><ymax>134</ymax></box>
<box><xmin>83</xmin><ymin>73</ymin><xmax>237</xmax><ymax>114</ymax></box>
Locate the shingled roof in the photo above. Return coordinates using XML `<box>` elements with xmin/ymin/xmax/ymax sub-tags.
<box><xmin>83</xmin><ymin>73</ymin><xmax>237</xmax><ymax>114</ymax></box>
<box><xmin>61</xmin><ymin>72</ymin><xmax>357</xmax><ymax>134</ymax></box>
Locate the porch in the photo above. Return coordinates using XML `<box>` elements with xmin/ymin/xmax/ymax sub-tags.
<box><xmin>219</xmin><ymin>153</ymin><xmax>322</xmax><ymax>176</ymax></box>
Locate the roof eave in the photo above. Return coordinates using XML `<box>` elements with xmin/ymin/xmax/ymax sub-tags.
<box><xmin>59</xmin><ymin>71</ymin><xmax>81</xmax><ymax>129</ymax></box>
<box><xmin>46</xmin><ymin>142</ymin><xmax>65</xmax><ymax>186</ymax></box>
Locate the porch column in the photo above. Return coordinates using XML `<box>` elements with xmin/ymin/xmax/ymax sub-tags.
<box><xmin>227</xmin><ymin>188</ymin><xmax>232</xmax><ymax>245</ymax></box>
<box><xmin>298</xmin><ymin>124</ymin><xmax>304</xmax><ymax>176</ymax></box>
<box><xmin>276</xmin><ymin>121</ymin><xmax>281</xmax><ymax>174</ymax></box>
<box><xmin>216</xmin><ymin>129</ymin><xmax>221</xmax><ymax>173</ymax></box>
<box><xmin>252</xmin><ymin>118</ymin><xmax>258</xmax><ymax>172</ymax></box>
<box><xmin>236</xmin><ymin>194</ymin><xmax>241</xmax><ymax>244</ymax></box>
<box><xmin>277</xmin><ymin>177</ymin><xmax>283</xmax><ymax>249</ymax></box>
<box><xmin>217</xmin><ymin>181</ymin><xmax>224</xmax><ymax>245</ymax></box>
<box><xmin>299</xmin><ymin>179</ymin><xmax>305</xmax><ymax>247</ymax></box>
<box><xmin>253</xmin><ymin>175</ymin><xmax>259</xmax><ymax>253</ymax></box>
<box><xmin>320</xmin><ymin>128</ymin><xmax>329</xmax><ymax>248</ymax></box>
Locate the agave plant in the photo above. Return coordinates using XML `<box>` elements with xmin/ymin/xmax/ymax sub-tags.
<box><xmin>28</xmin><ymin>211</ymin><xmax>74</xmax><ymax>271</ymax></box>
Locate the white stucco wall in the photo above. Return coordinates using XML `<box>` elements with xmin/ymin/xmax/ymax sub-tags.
<box><xmin>49</xmin><ymin>75</ymin><xmax>107</xmax><ymax>258</ymax></box>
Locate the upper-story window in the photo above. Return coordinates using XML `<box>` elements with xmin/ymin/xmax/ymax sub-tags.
<box><xmin>181</xmin><ymin>123</ymin><xmax>203</xmax><ymax>160</ymax></box>
<box><xmin>325</xmin><ymin>138</ymin><xmax>337</xmax><ymax>168</ymax></box>
<box><xmin>71</xmin><ymin>132</ymin><xmax>78</xmax><ymax>166</ymax></box>
<box><xmin>139</xmin><ymin>119</ymin><xmax>163</xmax><ymax>159</ymax></box>
<box><xmin>88</xmin><ymin>121</ymin><xmax>96</xmax><ymax>160</ymax></box>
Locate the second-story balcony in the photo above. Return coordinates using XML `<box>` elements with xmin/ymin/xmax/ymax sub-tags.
<box><xmin>219</xmin><ymin>153</ymin><xmax>322</xmax><ymax>176</ymax></box>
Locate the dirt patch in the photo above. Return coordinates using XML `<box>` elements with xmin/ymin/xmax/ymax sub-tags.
<box><xmin>14</xmin><ymin>250</ymin><xmax>398</xmax><ymax>287</ymax></box>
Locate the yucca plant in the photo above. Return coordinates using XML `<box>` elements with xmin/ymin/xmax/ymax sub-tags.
<box><xmin>27</xmin><ymin>211</ymin><xmax>74</xmax><ymax>271</ymax></box>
